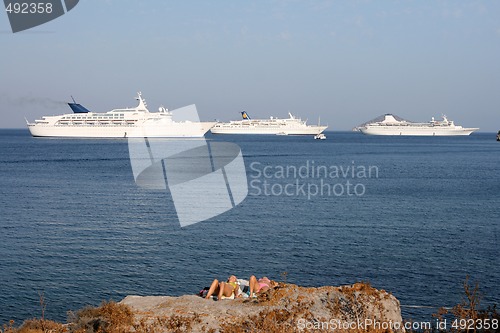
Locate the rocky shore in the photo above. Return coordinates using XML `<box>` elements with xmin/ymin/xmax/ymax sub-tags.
<box><xmin>1</xmin><ymin>282</ymin><xmax>405</xmax><ymax>333</ymax></box>
<box><xmin>3</xmin><ymin>278</ymin><xmax>496</xmax><ymax>332</ymax></box>
<box><xmin>120</xmin><ymin>282</ymin><xmax>404</xmax><ymax>332</ymax></box>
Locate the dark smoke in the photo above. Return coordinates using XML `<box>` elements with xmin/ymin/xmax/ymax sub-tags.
<box><xmin>0</xmin><ymin>93</ymin><xmax>67</xmax><ymax>108</ymax></box>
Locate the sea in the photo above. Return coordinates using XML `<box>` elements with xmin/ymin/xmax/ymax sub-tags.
<box><xmin>0</xmin><ymin>129</ymin><xmax>499</xmax><ymax>326</ymax></box>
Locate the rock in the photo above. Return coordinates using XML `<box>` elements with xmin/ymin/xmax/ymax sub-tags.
<box><xmin>120</xmin><ymin>282</ymin><xmax>405</xmax><ymax>332</ymax></box>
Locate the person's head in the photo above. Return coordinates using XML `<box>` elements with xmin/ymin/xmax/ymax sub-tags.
<box><xmin>228</xmin><ymin>275</ymin><xmax>237</xmax><ymax>282</ymax></box>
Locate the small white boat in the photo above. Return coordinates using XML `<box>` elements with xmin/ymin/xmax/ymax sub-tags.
<box><xmin>314</xmin><ymin>133</ymin><xmax>326</xmax><ymax>140</ymax></box>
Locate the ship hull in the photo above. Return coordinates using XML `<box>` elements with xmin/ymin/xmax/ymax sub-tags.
<box><xmin>28</xmin><ymin>122</ymin><xmax>216</xmax><ymax>138</ymax></box>
<box><xmin>211</xmin><ymin>126</ymin><xmax>327</xmax><ymax>135</ymax></box>
<box><xmin>359</xmin><ymin>126</ymin><xmax>478</xmax><ymax>136</ymax></box>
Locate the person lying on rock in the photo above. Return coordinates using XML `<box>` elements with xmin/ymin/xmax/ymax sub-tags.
<box><xmin>248</xmin><ymin>276</ymin><xmax>276</xmax><ymax>297</ymax></box>
<box><xmin>205</xmin><ymin>275</ymin><xmax>240</xmax><ymax>300</ymax></box>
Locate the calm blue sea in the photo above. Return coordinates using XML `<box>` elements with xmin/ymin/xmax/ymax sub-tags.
<box><xmin>0</xmin><ymin>129</ymin><xmax>499</xmax><ymax>325</ymax></box>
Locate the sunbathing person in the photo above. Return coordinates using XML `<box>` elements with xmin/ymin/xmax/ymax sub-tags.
<box><xmin>248</xmin><ymin>276</ymin><xmax>275</xmax><ymax>296</ymax></box>
<box><xmin>205</xmin><ymin>275</ymin><xmax>240</xmax><ymax>300</ymax></box>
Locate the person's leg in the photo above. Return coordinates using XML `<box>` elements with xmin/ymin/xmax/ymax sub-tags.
<box><xmin>205</xmin><ymin>279</ymin><xmax>220</xmax><ymax>299</ymax></box>
<box><xmin>218</xmin><ymin>281</ymin><xmax>226</xmax><ymax>299</ymax></box>
<box><xmin>218</xmin><ymin>281</ymin><xmax>237</xmax><ymax>298</ymax></box>
<box><xmin>249</xmin><ymin>275</ymin><xmax>259</xmax><ymax>296</ymax></box>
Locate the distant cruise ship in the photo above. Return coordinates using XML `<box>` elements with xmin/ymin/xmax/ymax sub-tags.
<box><xmin>27</xmin><ymin>92</ymin><xmax>216</xmax><ymax>138</ymax></box>
<box><xmin>210</xmin><ymin>111</ymin><xmax>328</xmax><ymax>135</ymax></box>
<box><xmin>358</xmin><ymin>114</ymin><xmax>479</xmax><ymax>136</ymax></box>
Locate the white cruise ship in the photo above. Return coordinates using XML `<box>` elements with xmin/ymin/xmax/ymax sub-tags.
<box><xmin>359</xmin><ymin>114</ymin><xmax>478</xmax><ymax>136</ymax></box>
<box><xmin>27</xmin><ymin>92</ymin><xmax>216</xmax><ymax>138</ymax></box>
<box><xmin>210</xmin><ymin>111</ymin><xmax>328</xmax><ymax>135</ymax></box>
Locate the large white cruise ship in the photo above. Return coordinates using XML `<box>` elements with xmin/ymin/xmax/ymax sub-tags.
<box><xmin>27</xmin><ymin>92</ymin><xmax>216</xmax><ymax>138</ymax></box>
<box><xmin>210</xmin><ymin>111</ymin><xmax>328</xmax><ymax>135</ymax></box>
<box><xmin>358</xmin><ymin>114</ymin><xmax>478</xmax><ymax>136</ymax></box>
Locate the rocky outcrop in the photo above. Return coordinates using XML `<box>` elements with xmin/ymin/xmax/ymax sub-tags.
<box><xmin>120</xmin><ymin>282</ymin><xmax>405</xmax><ymax>332</ymax></box>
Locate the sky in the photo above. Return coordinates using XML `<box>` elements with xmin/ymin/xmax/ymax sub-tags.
<box><xmin>1</xmin><ymin>0</ymin><xmax>499</xmax><ymax>131</ymax></box>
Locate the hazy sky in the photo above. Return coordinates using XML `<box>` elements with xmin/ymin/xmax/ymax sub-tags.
<box><xmin>1</xmin><ymin>0</ymin><xmax>499</xmax><ymax>131</ymax></box>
